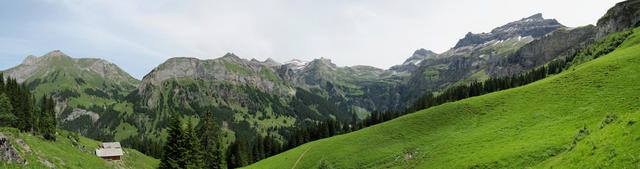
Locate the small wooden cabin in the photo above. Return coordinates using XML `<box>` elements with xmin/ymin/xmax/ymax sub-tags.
<box><xmin>95</xmin><ymin>142</ymin><xmax>123</xmax><ymax>161</ymax></box>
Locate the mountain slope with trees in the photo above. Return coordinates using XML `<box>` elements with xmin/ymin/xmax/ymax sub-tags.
<box><xmin>246</xmin><ymin>25</ymin><xmax>640</xmax><ymax>169</ymax></box>
<box><xmin>5</xmin><ymin>1</ymin><xmax>640</xmax><ymax>168</ymax></box>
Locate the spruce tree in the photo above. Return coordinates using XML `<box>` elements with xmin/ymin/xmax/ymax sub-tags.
<box><xmin>0</xmin><ymin>72</ymin><xmax>4</xmax><ymax>93</ymax></box>
<box><xmin>351</xmin><ymin>113</ymin><xmax>358</xmax><ymax>131</ymax></box>
<box><xmin>264</xmin><ymin>135</ymin><xmax>272</xmax><ymax>157</ymax></box>
<box><xmin>251</xmin><ymin>136</ymin><xmax>263</xmax><ymax>163</ymax></box>
<box><xmin>185</xmin><ymin>118</ymin><xmax>203</xmax><ymax>169</ymax></box>
<box><xmin>227</xmin><ymin>135</ymin><xmax>248</xmax><ymax>168</ymax></box>
<box><xmin>20</xmin><ymin>84</ymin><xmax>33</xmax><ymax>132</ymax></box>
<box><xmin>160</xmin><ymin>112</ymin><xmax>188</xmax><ymax>169</ymax></box>
<box><xmin>197</xmin><ymin>110</ymin><xmax>226</xmax><ymax>169</ymax></box>
<box><xmin>41</xmin><ymin>110</ymin><xmax>56</xmax><ymax>141</ymax></box>
<box><xmin>38</xmin><ymin>95</ymin><xmax>56</xmax><ymax>141</ymax></box>
<box><xmin>0</xmin><ymin>93</ymin><xmax>16</xmax><ymax>127</ymax></box>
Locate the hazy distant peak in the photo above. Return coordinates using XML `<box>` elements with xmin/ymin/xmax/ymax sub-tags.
<box><xmin>524</xmin><ymin>13</ymin><xmax>543</xmax><ymax>21</ymax></box>
<box><xmin>403</xmin><ymin>48</ymin><xmax>437</xmax><ymax>65</ymax></box>
<box><xmin>262</xmin><ymin>58</ymin><xmax>281</xmax><ymax>66</ymax></box>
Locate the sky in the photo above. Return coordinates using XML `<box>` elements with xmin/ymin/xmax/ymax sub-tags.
<box><xmin>0</xmin><ymin>0</ymin><xmax>624</xmax><ymax>79</ymax></box>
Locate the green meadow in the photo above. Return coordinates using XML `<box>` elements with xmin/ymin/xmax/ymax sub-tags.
<box><xmin>0</xmin><ymin>128</ymin><xmax>159</xmax><ymax>169</ymax></box>
<box><xmin>247</xmin><ymin>27</ymin><xmax>640</xmax><ymax>168</ymax></box>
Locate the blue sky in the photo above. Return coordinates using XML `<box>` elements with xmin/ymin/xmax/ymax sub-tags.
<box><xmin>0</xmin><ymin>0</ymin><xmax>623</xmax><ymax>79</ymax></box>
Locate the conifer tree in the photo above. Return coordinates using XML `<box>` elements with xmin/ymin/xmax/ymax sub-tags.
<box><xmin>197</xmin><ymin>110</ymin><xmax>226</xmax><ymax>169</ymax></box>
<box><xmin>160</xmin><ymin>112</ymin><xmax>187</xmax><ymax>169</ymax></box>
<box><xmin>0</xmin><ymin>93</ymin><xmax>16</xmax><ymax>127</ymax></box>
<box><xmin>41</xmin><ymin>110</ymin><xmax>56</xmax><ymax>141</ymax></box>
<box><xmin>185</xmin><ymin>118</ymin><xmax>204</xmax><ymax>169</ymax></box>
<box><xmin>227</xmin><ymin>135</ymin><xmax>248</xmax><ymax>168</ymax></box>
<box><xmin>252</xmin><ymin>136</ymin><xmax>264</xmax><ymax>163</ymax></box>
<box><xmin>0</xmin><ymin>72</ymin><xmax>4</xmax><ymax>93</ymax></box>
<box><xmin>38</xmin><ymin>95</ymin><xmax>56</xmax><ymax>141</ymax></box>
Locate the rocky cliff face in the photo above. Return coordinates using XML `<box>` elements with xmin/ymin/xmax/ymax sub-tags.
<box><xmin>488</xmin><ymin>25</ymin><xmax>597</xmax><ymax>77</ymax></box>
<box><xmin>138</xmin><ymin>53</ymin><xmax>295</xmax><ymax>109</ymax></box>
<box><xmin>454</xmin><ymin>13</ymin><xmax>564</xmax><ymax>48</ymax></box>
<box><xmin>390</xmin><ymin>48</ymin><xmax>438</xmax><ymax>73</ymax></box>
<box><xmin>596</xmin><ymin>0</ymin><xmax>640</xmax><ymax>39</ymax></box>
<box><xmin>397</xmin><ymin>14</ymin><xmax>572</xmax><ymax>109</ymax></box>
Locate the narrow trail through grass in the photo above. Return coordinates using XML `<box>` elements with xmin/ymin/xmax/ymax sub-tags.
<box><xmin>291</xmin><ymin>146</ymin><xmax>311</xmax><ymax>169</ymax></box>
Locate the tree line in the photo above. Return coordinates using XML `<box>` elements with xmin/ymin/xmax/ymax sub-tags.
<box><xmin>160</xmin><ymin>110</ymin><xmax>225</xmax><ymax>169</ymax></box>
<box><xmin>268</xmin><ymin>29</ymin><xmax>632</xmax><ymax>161</ymax></box>
<box><xmin>158</xmin><ymin>29</ymin><xmax>632</xmax><ymax>168</ymax></box>
<box><xmin>120</xmin><ymin>135</ymin><xmax>164</xmax><ymax>159</ymax></box>
<box><xmin>156</xmin><ymin>58</ymin><xmax>574</xmax><ymax>168</ymax></box>
<box><xmin>0</xmin><ymin>73</ymin><xmax>57</xmax><ymax>141</ymax></box>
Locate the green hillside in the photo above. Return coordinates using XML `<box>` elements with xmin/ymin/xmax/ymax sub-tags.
<box><xmin>0</xmin><ymin>128</ymin><xmax>158</xmax><ymax>169</ymax></box>
<box><xmin>1</xmin><ymin>51</ymin><xmax>142</xmax><ymax>141</ymax></box>
<box><xmin>246</xmin><ymin>27</ymin><xmax>640</xmax><ymax>168</ymax></box>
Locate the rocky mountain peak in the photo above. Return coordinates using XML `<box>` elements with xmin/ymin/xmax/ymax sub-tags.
<box><xmin>490</xmin><ymin>13</ymin><xmax>561</xmax><ymax>34</ymax></box>
<box><xmin>222</xmin><ymin>52</ymin><xmax>241</xmax><ymax>59</ymax></box>
<box><xmin>308</xmin><ymin>58</ymin><xmax>337</xmax><ymax>69</ymax></box>
<box><xmin>454</xmin><ymin>13</ymin><xmax>564</xmax><ymax>48</ymax></box>
<box><xmin>21</xmin><ymin>55</ymin><xmax>38</xmax><ymax>65</ymax></box>
<box><xmin>403</xmin><ymin>48</ymin><xmax>437</xmax><ymax>65</ymax></box>
<box><xmin>524</xmin><ymin>13</ymin><xmax>543</xmax><ymax>21</ymax></box>
<box><xmin>41</xmin><ymin>50</ymin><xmax>70</xmax><ymax>59</ymax></box>
<box><xmin>388</xmin><ymin>48</ymin><xmax>438</xmax><ymax>73</ymax></box>
<box><xmin>2</xmin><ymin>50</ymin><xmax>138</xmax><ymax>86</ymax></box>
<box><xmin>262</xmin><ymin>58</ymin><xmax>281</xmax><ymax>67</ymax></box>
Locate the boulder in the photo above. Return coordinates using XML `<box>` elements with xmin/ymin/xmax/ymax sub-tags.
<box><xmin>0</xmin><ymin>133</ymin><xmax>26</xmax><ymax>164</ymax></box>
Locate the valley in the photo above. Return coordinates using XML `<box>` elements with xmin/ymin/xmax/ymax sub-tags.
<box><xmin>0</xmin><ymin>0</ymin><xmax>639</xmax><ymax>168</ymax></box>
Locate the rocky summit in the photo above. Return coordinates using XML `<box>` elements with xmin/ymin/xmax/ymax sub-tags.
<box><xmin>454</xmin><ymin>13</ymin><xmax>564</xmax><ymax>48</ymax></box>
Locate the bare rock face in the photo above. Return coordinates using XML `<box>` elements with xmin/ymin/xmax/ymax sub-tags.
<box><xmin>596</xmin><ymin>0</ymin><xmax>640</xmax><ymax>39</ymax></box>
<box><xmin>390</xmin><ymin>48</ymin><xmax>438</xmax><ymax>73</ymax></box>
<box><xmin>138</xmin><ymin>53</ymin><xmax>295</xmax><ymax>108</ymax></box>
<box><xmin>488</xmin><ymin>25</ymin><xmax>597</xmax><ymax>77</ymax></box>
<box><xmin>0</xmin><ymin>133</ymin><xmax>26</xmax><ymax>164</ymax></box>
<box><xmin>454</xmin><ymin>13</ymin><xmax>564</xmax><ymax>48</ymax></box>
<box><xmin>63</xmin><ymin>108</ymin><xmax>100</xmax><ymax>122</ymax></box>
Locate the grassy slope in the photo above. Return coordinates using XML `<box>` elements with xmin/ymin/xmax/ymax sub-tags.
<box><xmin>247</xmin><ymin>28</ymin><xmax>640</xmax><ymax>169</ymax></box>
<box><xmin>0</xmin><ymin>129</ymin><xmax>159</xmax><ymax>169</ymax></box>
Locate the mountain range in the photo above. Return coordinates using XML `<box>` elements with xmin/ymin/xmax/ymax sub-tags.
<box><xmin>0</xmin><ymin>12</ymin><xmax>611</xmax><ymax>143</ymax></box>
<box><xmin>3</xmin><ymin>2</ymin><xmax>640</xmax><ymax>168</ymax></box>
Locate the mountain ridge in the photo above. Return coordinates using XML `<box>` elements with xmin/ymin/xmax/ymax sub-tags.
<box><xmin>0</xmin><ymin>12</ymin><xmax>598</xmax><ymax>162</ymax></box>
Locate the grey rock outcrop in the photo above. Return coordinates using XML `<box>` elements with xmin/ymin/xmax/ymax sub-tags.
<box><xmin>488</xmin><ymin>25</ymin><xmax>597</xmax><ymax>77</ymax></box>
<box><xmin>454</xmin><ymin>13</ymin><xmax>564</xmax><ymax>48</ymax></box>
<box><xmin>596</xmin><ymin>0</ymin><xmax>640</xmax><ymax>39</ymax></box>
<box><xmin>398</xmin><ymin>13</ymin><xmax>571</xmax><ymax>109</ymax></box>
<box><xmin>0</xmin><ymin>133</ymin><xmax>26</xmax><ymax>164</ymax></box>
<box><xmin>390</xmin><ymin>48</ymin><xmax>438</xmax><ymax>73</ymax></box>
<box><xmin>402</xmin><ymin>48</ymin><xmax>437</xmax><ymax>65</ymax></box>
<box><xmin>138</xmin><ymin>53</ymin><xmax>295</xmax><ymax>108</ymax></box>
